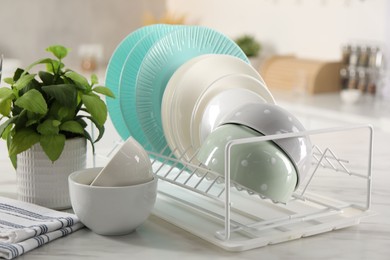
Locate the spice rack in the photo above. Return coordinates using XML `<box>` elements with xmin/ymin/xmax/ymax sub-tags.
<box><xmin>340</xmin><ymin>44</ymin><xmax>385</xmax><ymax>95</ymax></box>
<box><xmin>96</xmin><ymin>124</ymin><xmax>374</xmax><ymax>252</ymax></box>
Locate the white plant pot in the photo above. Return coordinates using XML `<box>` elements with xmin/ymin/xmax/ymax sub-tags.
<box><xmin>16</xmin><ymin>137</ymin><xmax>87</xmax><ymax>209</ymax></box>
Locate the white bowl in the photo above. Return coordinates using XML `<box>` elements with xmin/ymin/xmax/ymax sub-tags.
<box><xmin>196</xmin><ymin>124</ymin><xmax>297</xmax><ymax>203</ymax></box>
<box><xmin>162</xmin><ymin>54</ymin><xmax>269</xmax><ymax>162</ymax></box>
<box><xmin>90</xmin><ymin>137</ymin><xmax>153</xmax><ymax>187</ymax></box>
<box><xmin>219</xmin><ymin>103</ymin><xmax>312</xmax><ymax>185</ymax></box>
<box><xmin>191</xmin><ymin>73</ymin><xmax>275</xmax><ymax>149</ymax></box>
<box><xmin>69</xmin><ymin>167</ymin><xmax>158</xmax><ymax>235</ymax></box>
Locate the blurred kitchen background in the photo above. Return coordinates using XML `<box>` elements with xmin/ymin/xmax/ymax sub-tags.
<box><xmin>1</xmin><ymin>0</ymin><xmax>390</xmax><ymax>133</ymax></box>
<box><xmin>1</xmin><ymin>0</ymin><xmax>390</xmax><ymax>163</ymax></box>
<box><xmin>1</xmin><ymin>0</ymin><xmax>389</xmax><ymax>96</ymax></box>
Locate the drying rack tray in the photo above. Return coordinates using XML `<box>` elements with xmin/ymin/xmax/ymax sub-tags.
<box><xmin>154</xmin><ymin>178</ymin><xmax>374</xmax><ymax>251</ymax></box>
<box><xmin>98</xmin><ymin>124</ymin><xmax>374</xmax><ymax>252</ymax></box>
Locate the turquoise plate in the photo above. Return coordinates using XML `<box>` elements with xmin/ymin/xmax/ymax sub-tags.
<box><xmin>135</xmin><ymin>26</ymin><xmax>249</xmax><ymax>156</ymax></box>
<box><xmin>105</xmin><ymin>24</ymin><xmax>169</xmax><ymax>140</ymax></box>
<box><xmin>119</xmin><ymin>25</ymin><xmax>181</xmax><ymax>150</ymax></box>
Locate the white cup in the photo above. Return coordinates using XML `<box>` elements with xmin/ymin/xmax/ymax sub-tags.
<box><xmin>91</xmin><ymin>137</ymin><xmax>153</xmax><ymax>186</ymax></box>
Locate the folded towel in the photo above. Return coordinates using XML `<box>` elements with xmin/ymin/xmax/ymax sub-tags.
<box><xmin>0</xmin><ymin>197</ymin><xmax>84</xmax><ymax>259</ymax></box>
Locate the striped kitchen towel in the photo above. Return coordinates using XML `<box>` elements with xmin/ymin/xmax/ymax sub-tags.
<box><xmin>0</xmin><ymin>196</ymin><xmax>84</xmax><ymax>259</ymax></box>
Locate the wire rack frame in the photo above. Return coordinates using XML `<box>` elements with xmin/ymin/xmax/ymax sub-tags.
<box><xmin>94</xmin><ymin>124</ymin><xmax>374</xmax><ymax>251</ymax></box>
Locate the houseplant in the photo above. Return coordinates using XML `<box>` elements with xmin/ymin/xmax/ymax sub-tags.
<box><xmin>235</xmin><ymin>35</ymin><xmax>261</xmax><ymax>58</ymax></box>
<box><xmin>0</xmin><ymin>45</ymin><xmax>114</xmax><ymax>209</ymax></box>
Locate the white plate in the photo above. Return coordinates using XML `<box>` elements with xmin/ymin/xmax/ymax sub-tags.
<box><xmin>168</xmin><ymin>55</ymin><xmax>269</xmax><ymax>162</ymax></box>
<box><xmin>161</xmin><ymin>55</ymin><xmax>213</xmax><ymax>157</ymax></box>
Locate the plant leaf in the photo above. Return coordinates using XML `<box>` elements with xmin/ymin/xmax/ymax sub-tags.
<box><xmin>12</xmin><ymin>68</ymin><xmax>25</xmax><ymax>82</ymax></box>
<box><xmin>93</xmin><ymin>124</ymin><xmax>105</xmax><ymax>143</ymax></box>
<box><xmin>0</xmin><ymin>88</ymin><xmax>14</xmax><ymax>100</ymax></box>
<box><xmin>25</xmin><ymin>111</ymin><xmax>44</xmax><ymax>127</ymax></box>
<box><xmin>46</xmin><ymin>60</ymin><xmax>64</xmax><ymax>74</ymax></box>
<box><xmin>75</xmin><ymin>117</ymin><xmax>88</xmax><ymax>128</ymax></box>
<box><xmin>46</xmin><ymin>45</ymin><xmax>70</xmax><ymax>60</ymax></box>
<box><xmin>14</xmin><ymin>74</ymin><xmax>36</xmax><ymax>91</ymax></box>
<box><xmin>1</xmin><ymin>124</ymin><xmax>12</xmax><ymax>141</ymax></box>
<box><xmin>60</xmin><ymin>120</ymin><xmax>85</xmax><ymax>134</ymax></box>
<box><xmin>83</xmin><ymin>129</ymin><xmax>95</xmax><ymax>155</ymax></box>
<box><xmin>47</xmin><ymin>101</ymin><xmax>75</xmax><ymax>121</ymax></box>
<box><xmin>24</xmin><ymin>58</ymin><xmax>53</xmax><ymax>73</ymax></box>
<box><xmin>4</xmin><ymin>77</ymin><xmax>14</xmax><ymax>85</ymax></box>
<box><xmin>91</xmin><ymin>74</ymin><xmax>98</xmax><ymax>86</ymax></box>
<box><xmin>39</xmin><ymin>134</ymin><xmax>66</xmax><ymax>162</ymax></box>
<box><xmin>15</xmin><ymin>89</ymin><xmax>48</xmax><ymax>114</ymax></box>
<box><xmin>0</xmin><ymin>99</ymin><xmax>12</xmax><ymax>117</ymax></box>
<box><xmin>75</xmin><ymin>115</ymin><xmax>105</xmax><ymax>143</ymax></box>
<box><xmin>7</xmin><ymin>135</ymin><xmax>17</xmax><ymax>169</ymax></box>
<box><xmin>38</xmin><ymin>71</ymin><xmax>54</xmax><ymax>85</ymax></box>
<box><xmin>37</xmin><ymin>119</ymin><xmax>60</xmax><ymax>135</ymax></box>
<box><xmin>42</xmin><ymin>84</ymin><xmax>77</xmax><ymax>108</ymax></box>
<box><xmin>65</xmin><ymin>71</ymin><xmax>89</xmax><ymax>90</ymax></box>
<box><xmin>0</xmin><ymin>116</ymin><xmax>17</xmax><ymax>138</ymax></box>
<box><xmin>0</xmin><ymin>88</ymin><xmax>15</xmax><ymax>116</ymax></box>
<box><xmin>81</xmin><ymin>94</ymin><xmax>107</xmax><ymax>126</ymax></box>
<box><xmin>13</xmin><ymin>109</ymin><xmax>27</xmax><ymax>131</ymax></box>
<box><xmin>92</xmin><ymin>86</ymin><xmax>115</xmax><ymax>98</ymax></box>
<box><xmin>9</xmin><ymin>128</ymin><xmax>40</xmax><ymax>156</ymax></box>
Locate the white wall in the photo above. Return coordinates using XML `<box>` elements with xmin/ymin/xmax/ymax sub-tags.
<box><xmin>166</xmin><ymin>0</ymin><xmax>387</xmax><ymax>61</ymax></box>
<box><xmin>0</xmin><ymin>0</ymin><xmax>166</xmax><ymax>66</ymax></box>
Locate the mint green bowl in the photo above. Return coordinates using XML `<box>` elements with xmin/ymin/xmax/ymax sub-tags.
<box><xmin>197</xmin><ymin>124</ymin><xmax>297</xmax><ymax>203</ymax></box>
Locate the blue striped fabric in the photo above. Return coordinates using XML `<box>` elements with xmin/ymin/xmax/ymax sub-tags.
<box><xmin>0</xmin><ymin>197</ymin><xmax>84</xmax><ymax>259</ymax></box>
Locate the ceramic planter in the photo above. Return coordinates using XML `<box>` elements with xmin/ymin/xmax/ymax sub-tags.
<box><xmin>16</xmin><ymin>137</ymin><xmax>87</xmax><ymax>209</ymax></box>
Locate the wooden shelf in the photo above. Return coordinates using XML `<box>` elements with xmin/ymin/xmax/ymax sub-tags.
<box><xmin>260</xmin><ymin>55</ymin><xmax>342</xmax><ymax>94</ymax></box>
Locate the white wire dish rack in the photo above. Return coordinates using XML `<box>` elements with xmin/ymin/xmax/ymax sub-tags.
<box><xmin>97</xmin><ymin>124</ymin><xmax>374</xmax><ymax>252</ymax></box>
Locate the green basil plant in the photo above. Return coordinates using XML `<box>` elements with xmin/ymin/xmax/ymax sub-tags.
<box><xmin>0</xmin><ymin>45</ymin><xmax>114</xmax><ymax>168</ymax></box>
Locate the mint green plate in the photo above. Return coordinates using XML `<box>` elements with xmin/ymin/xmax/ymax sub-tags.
<box><xmin>105</xmin><ymin>24</ymin><xmax>169</xmax><ymax>140</ymax></box>
<box><xmin>135</xmin><ymin>26</ymin><xmax>249</xmax><ymax>156</ymax></box>
<box><xmin>119</xmin><ymin>25</ymin><xmax>181</xmax><ymax>149</ymax></box>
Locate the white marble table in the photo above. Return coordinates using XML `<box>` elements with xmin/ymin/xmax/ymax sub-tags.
<box><xmin>1</xmin><ymin>92</ymin><xmax>390</xmax><ymax>259</ymax></box>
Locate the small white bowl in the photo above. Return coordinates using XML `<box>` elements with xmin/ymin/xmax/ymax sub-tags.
<box><xmin>90</xmin><ymin>137</ymin><xmax>153</xmax><ymax>187</ymax></box>
<box><xmin>69</xmin><ymin>167</ymin><xmax>158</xmax><ymax>235</ymax></box>
<box><xmin>340</xmin><ymin>89</ymin><xmax>361</xmax><ymax>104</ymax></box>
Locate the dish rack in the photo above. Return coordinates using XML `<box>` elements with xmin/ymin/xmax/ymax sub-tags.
<box><xmin>95</xmin><ymin>124</ymin><xmax>374</xmax><ymax>252</ymax></box>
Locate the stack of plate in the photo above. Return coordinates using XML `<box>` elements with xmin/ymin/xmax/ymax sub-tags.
<box><xmin>106</xmin><ymin>24</ymin><xmax>265</xmax><ymax>156</ymax></box>
<box><xmin>106</xmin><ymin>24</ymin><xmax>311</xmax><ymax>203</ymax></box>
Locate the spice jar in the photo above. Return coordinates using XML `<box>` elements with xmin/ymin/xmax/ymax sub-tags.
<box><xmin>357</xmin><ymin>68</ymin><xmax>367</xmax><ymax>92</ymax></box>
<box><xmin>347</xmin><ymin>68</ymin><xmax>358</xmax><ymax>89</ymax></box>
<box><xmin>358</xmin><ymin>46</ymin><xmax>369</xmax><ymax>67</ymax></box>
<box><xmin>341</xmin><ymin>45</ymin><xmax>351</xmax><ymax>65</ymax></box>
<box><xmin>349</xmin><ymin>46</ymin><xmax>360</xmax><ymax>66</ymax></box>
<box><xmin>340</xmin><ymin>67</ymin><xmax>349</xmax><ymax>89</ymax></box>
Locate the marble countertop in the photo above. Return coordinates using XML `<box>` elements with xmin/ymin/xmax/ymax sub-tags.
<box><xmin>1</xmin><ymin>91</ymin><xmax>390</xmax><ymax>259</ymax></box>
